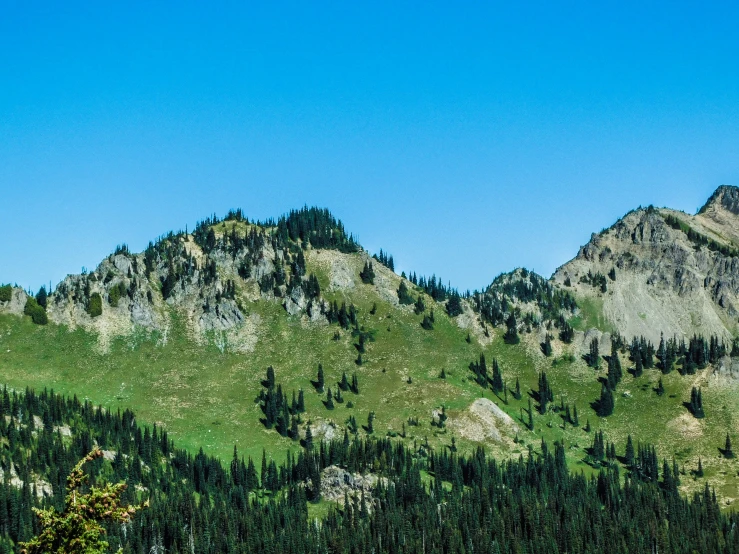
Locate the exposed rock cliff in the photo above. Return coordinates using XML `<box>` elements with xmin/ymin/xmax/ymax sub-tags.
<box><xmin>554</xmin><ymin>187</ymin><xmax>739</xmax><ymax>343</ymax></box>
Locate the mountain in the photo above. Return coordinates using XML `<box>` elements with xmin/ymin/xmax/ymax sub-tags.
<box><xmin>554</xmin><ymin>185</ymin><xmax>739</xmax><ymax>344</ymax></box>
<box><xmin>2</xmin><ymin>192</ymin><xmax>739</xmax><ymax>510</ymax></box>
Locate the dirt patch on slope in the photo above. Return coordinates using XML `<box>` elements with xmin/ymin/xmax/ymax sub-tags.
<box><xmin>668</xmin><ymin>413</ymin><xmax>704</xmax><ymax>440</ymax></box>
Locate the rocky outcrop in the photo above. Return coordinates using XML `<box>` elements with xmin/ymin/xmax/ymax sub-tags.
<box><xmin>319</xmin><ymin>465</ymin><xmax>385</xmax><ymax>506</ymax></box>
<box><xmin>48</xmin><ymin>252</ymin><xmax>166</xmax><ymax>346</ymax></box>
<box><xmin>0</xmin><ymin>287</ymin><xmax>28</xmax><ymax>317</ymax></box>
<box><xmin>0</xmin><ymin>463</ymin><xmax>53</xmax><ymax>498</ymax></box>
<box><xmin>449</xmin><ymin>398</ymin><xmax>519</xmax><ymax>443</ymax></box>
<box><xmin>284</xmin><ymin>286</ymin><xmax>307</xmax><ymax>316</ymax></box>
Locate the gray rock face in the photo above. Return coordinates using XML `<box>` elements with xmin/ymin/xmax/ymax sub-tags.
<box><xmin>49</xmin><ymin>253</ymin><xmax>164</xmax><ymax>334</ymax></box>
<box><xmin>284</xmin><ymin>286</ymin><xmax>307</xmax><ymax>316</ymax></box>
<box><xmin>578</xmin><ymin>328</ymin><xmax>612</xmax><ymax>358</ymax></box>
<box><xmin>700</xmin><ymin>185</ymin><xmax>739</xmax><ymax>216</ymax></box>
<box><xmin>198</xmin><ymin>298</ymin><xmax>245</xmax><ymax>332</ymax></box>
<box><xmin>0</xmin><ymin>288</ymin><xmax>28</xmax><ymax>316</ymax></box>
<box><xmin>319</xmin><ymin>465</ymin><xmax>384</xmax><ymax>505</ymax></box>
<box><xmin>554</xmin><ymin>200</ymin><xmax>739</xmax><ymax>342</ymax></box>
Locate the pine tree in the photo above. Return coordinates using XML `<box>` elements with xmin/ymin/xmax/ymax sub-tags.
<box><xmin>317</xmin><ymin>364</ymin><xmax>325</xmax><ymax>392</ymax></box>
<box><xmin>304</xmin><ymin>426</ymin><xmax>313</xmax><ymax>450</ymax></box>
<box><xmin>591</xmin><ymin>430</ymin><xmax>605</xmax><ymax>461</ymax></box>
<box><xmin>309</xmin><ymin>459</ymin><xmax>321</xmax><ymax>502</ymax></box>
<box><xmin>634</xmin><ymin>350</ymin><xmax>644</xmax><ymax>377</ymax></box>
<box><xmin>267</xmin><ymin>460</ymin><xmax>279</xmax><ymax>492</ymax></box>
<box><xmin>35</xmin><ymin>286</ymin><xmax>47</xmax><ymax>310</ymax></box>
<box><xmin>290</xmin><ymin>416</ymin><xmax>299</xmax><ymax>440</ymax></box>
<box><xmin>325</xmin><ymin>388</ymin><xmax>334</xmax><ymax>410</ymax></box>
<box><xmin>656</xmin><ymin>377</ymin><xmax>665</xmax><ymax>396</ymax></box>
<box><xmin>625</xmin><ymin>435</ymin><xmax>635</xmax><ymax>468</ymax></box>
<box><xmin>689</xmin><ymin>387</ymin><xmax>705</xmax><ymax>418</ymax></box>
<box><xmin>503</xmin><ymin>313</ymin><xmax>520</xmax><ymax>345</ymax></box>
<box><xmin>528</xmin><ymin>399</ymin><xmax>534</xmax><ymax>431</ymax></box>
<box><xmin>597</xmin><ymin>383</ymin><xmax>614</xmax><ymax>417</ymax></box>
<box><xmin>588</xmin><ymin>338</ymin><xmax>600</xmax><ymax>369</ymax></box>
<box><xmin>542</xmin><ymin>334</ymin><xmax>553</xmax><ymax>357</ymax></box>
<box><xmin>397</xmin><ymin>281</ymin><xmax>414</xmax><ymax>305</ymax></box>
<box><xmin>658</xmin><ymin>333</ymin><xmax>667</xmax><ymax>371</ymax></box>
<box><xmin>491</xmin><ymin>359</ymin><xmax>504</xmax><ymax>394</ymax></box>
<box><xmin>351</xmin><ymin>373</ymin><xmax>359</xmax><ymax>394</ymax></box>
<box><xmin>608</xmin><ymin>344</ymin><xmax>622</xmax><ymax>385</ymax></box>
<box><xmin>572</xmin><ymin>405</ymin><xmax>579</xmax><ymax>426</ymax></box>
<box><xmin>261</xmin><ymin>450</ymin><xmax>268</xmax><ymax>488</ymax></box>
<box><xmin>438</xmin><ymin>406</ymin><xmax>447</xmax><ymax>428</ymax></box>
<box><xmin>245</xmin><ymin>457</ymin><xmax>259</xmax><ymax>491</ymax></box>
<box><xmin>339</xmin><ymin>372</ymin><xmax>349</xmax><ymax>391</ymax></box>
<box><xmin>537</xmin><ymin>372</ymin><xmax>553</xmax><ymax>414</ymax></box>
<box><xmin>514</xmin><ymin>377</ymin><xmax>521</xmax><ymax>400</ymax></box>
<box><xmin>359</xmin><ymin>261</ymin><xmax>375</xmax><ymax>284</ymax></box>
<box><xmin>366</xmin><ymin>412</ymin><xmax>375</xmax><ymax>434</ymax></box>
<box><xmin>725</xmin><ymin>433</ymin><xmax>734</xmax><ymax>458</ymax></box>
<box><xmin>297</xmin><ymin>389</ymin><xmax>305</xmax><ymax>412</ymax></box>
<box><xmin>559</xmin><ymin>320</ymin><xmax>574</xmax><ymax>343</ymax></box>
<box><xmin>446</xmin><ymin>293</ymin><xmax>463</xmax><ymax>317</ymax></box>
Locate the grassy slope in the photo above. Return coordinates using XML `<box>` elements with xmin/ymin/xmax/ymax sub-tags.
<box><xmin>1</xmin><ymin>248</ymin><xmax>738</xmax><ymax>506</ymax></box>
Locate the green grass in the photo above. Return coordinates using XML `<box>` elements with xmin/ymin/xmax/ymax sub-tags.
<box><xmin>2</xmin><ymin>249</ymin><xmax>739</xmax><ymax>506</ymax></box>
<box><xmin>570</xmin><ymin>295</ymin><xmax>614</xmax><ymax>333</ymax></box>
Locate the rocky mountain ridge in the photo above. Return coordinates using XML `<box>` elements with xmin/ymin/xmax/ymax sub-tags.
<box><xmin>1</xmin><ymin>208</ymin><xmax>456</xmax><ymax>351</ymax></box>
<box><xmin>4</xmin><ymin>187</ymin><xmax>739</xmax><ymax>349</ymax></box>
<box><xmin>554</xmin><ymin>185</ymin><xmax>739</xmax><ymax>343</ymax></box>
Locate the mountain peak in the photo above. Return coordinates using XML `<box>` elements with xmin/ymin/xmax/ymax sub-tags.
<box><xmin>698</xmin><ymin>184</ymin><xmax>739</xmax><ymax>215</ymax></box>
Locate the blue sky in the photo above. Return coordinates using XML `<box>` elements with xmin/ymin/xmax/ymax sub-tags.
<box><xmin>1</xmin><ymin>1</ymin><xmax>738</xmax><ymax>293</ymax></box>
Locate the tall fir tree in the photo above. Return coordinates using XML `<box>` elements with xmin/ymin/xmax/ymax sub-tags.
<box><xmin>597</xmin><ymin>383</ymin><xmax>614</xmax><ymax>417</ymax></box>
<box><xmin>725</xmin><ymin>433</ymin><xmax>734</xmax><ymax>458</ymax></box>
<box><xmin>317</xmin><ymin>364</ymin><xmax>325</xmax><ymax>392</ymax></box>
<box><xmin>588</xmin><ymin>338</ymin><xmax>600</xmax><ymax>369</ymax></box>
<box><xmin>491</xmin><ymin>359</ymin><xmax>504</xmax><ymax>394</ymax></box>
<box><xmin>503</xmin><ymin>313</ymin><xmax>520</xmax><ymax>345</ymax></box>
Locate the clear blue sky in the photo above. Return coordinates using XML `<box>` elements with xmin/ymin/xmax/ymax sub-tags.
<box><xmin>2</xmin><ymin>1</ymin><xmax>738</xmax><ymax>293</ymax></box>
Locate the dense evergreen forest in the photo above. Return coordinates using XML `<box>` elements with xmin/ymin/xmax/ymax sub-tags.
<box><xmin>0</xmin><ymin>387</ymin><xmax>737</xmax><ymax>553</ymax></box>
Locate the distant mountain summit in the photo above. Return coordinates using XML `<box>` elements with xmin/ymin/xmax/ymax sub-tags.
<box><xmin>694</xmin><ymin>184</ymin><xmax>739</xmax><ymax>246</ymax></box>
<box><xmin>554</xmin><ymin>186</ymin><xmax>739</xmax><ymax>342</ymax></box>
<box><xmin>698</xmin><ymin>184</ymin><xmax>739</xmax><ymax>215</ymax></box>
